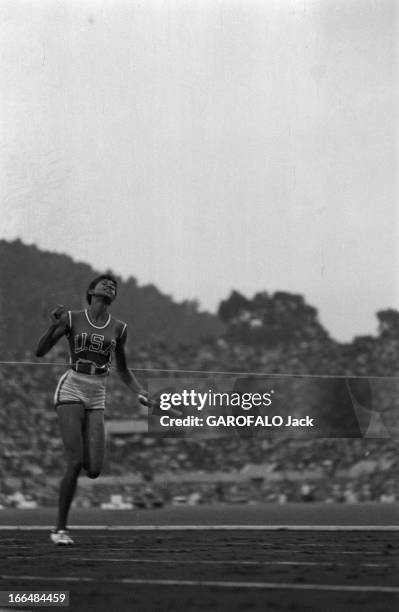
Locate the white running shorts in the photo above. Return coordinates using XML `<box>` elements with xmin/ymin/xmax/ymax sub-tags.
<box><xmin>54</xmin><ymin>369</ymin><xmax>107</xmax><ymax>411</ymax></box>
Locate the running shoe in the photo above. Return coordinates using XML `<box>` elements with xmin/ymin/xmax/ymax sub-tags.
<box><xmin>50</xmin><ymin>530</ymin><xmax>74</xmax><ymax>546</ymax></box>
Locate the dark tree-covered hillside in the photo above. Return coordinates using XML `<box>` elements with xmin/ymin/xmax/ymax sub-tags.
<box><xmin>0</xmin><ymin>239</ymin><xmax>223</xmax><ymax>358</ymax></box>
<box><xmin>218</xmin><ymin>289</ymin><xmax>331</xmax><ymax>346</ymax></box>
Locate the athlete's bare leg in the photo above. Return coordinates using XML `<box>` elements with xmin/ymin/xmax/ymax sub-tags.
<box><xmin>83</xmin><ymin>410</ymin><xmax>105</xmax><ymax>478</ymax></box>
<box><xmin>56</xmin><ymin>403</ymin><xmax>85</xmax><ymax>531</ymax></box>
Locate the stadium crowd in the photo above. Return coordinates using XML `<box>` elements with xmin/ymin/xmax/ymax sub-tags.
<box><xmin>0</xmin><ymin>322</ymin><xmax>398</xmax><ymax>509</ymax></box>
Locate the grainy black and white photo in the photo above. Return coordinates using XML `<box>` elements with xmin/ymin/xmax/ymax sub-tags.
<box><xmin>0</xmin><ymin>1</ymin><xmax>398</xmax><ymax>610</ymax></box>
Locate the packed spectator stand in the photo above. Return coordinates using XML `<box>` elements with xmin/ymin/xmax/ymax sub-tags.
<box><xmin>0</xmin><ymin>321</ymin><xmax>398</xmax><ymax>509</ymax></box>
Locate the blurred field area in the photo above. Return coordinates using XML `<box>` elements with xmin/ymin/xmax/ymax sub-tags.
<box><xmin>0</xmin><ymin>506</ymin><xmax>398</xmax><ymax>612</ymax></box>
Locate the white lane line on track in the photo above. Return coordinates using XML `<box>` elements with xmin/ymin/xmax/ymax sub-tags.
<box><xmin>59</xmin><ymin>558</ymin><xmax>392</xmax><ymax>569</ymax></box>
<box><xmin>5</xmin><ymin>550</ymin><xmax>391</xmax><ymax>556</ymax></box>
<box><xmin>1</xmin><ymin>525</ymin><xmax>399</xmax><ymax>531</ymax></box>
<box><xmin>7</xmin><ymin>557</ymin><xmax>390</xmax><ymax>569</ymax></box>
<box><xmin>1</xmin><ymin>576</ymin><xmax>399</xmax><ymax>593</ymax></box>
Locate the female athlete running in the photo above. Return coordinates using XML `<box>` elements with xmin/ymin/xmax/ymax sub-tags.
<box><xmin>36</xmin><ymin>274</ymin><xmax>148</xmax><ymax>545</ymax></box>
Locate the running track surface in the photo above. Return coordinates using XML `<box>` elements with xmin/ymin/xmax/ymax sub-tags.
<box><xmin>0</xmin><ymin>504</ymin><xmax>398</xmax><ymax>612</ymax></box>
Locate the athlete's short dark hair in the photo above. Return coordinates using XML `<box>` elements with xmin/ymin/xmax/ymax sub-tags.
<box><xmin>86</xmin><ymin>274</ymin><xmax>118</xmax><ymax>304</ymax></box>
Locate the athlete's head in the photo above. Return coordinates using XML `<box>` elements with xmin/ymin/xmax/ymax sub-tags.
<box><xmin>86</xmin><ymin>274</ymin><xmax>118</xmax><ymax>305</ymax></box>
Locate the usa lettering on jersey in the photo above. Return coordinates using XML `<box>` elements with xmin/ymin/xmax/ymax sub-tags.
<box><xmin>74</xmin><ymin>332</ymin><xmax>117</xmax><ymax>356</ymax></box>
<box><xmin>66</xmin><ymin>310</ymin><xmax>126</xmax><ymax>367</ymax></box>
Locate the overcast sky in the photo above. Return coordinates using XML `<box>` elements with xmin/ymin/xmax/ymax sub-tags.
<box><xmin>1</xmin><ymin>0</ymin><xmax>398</xmax><ymax>341</ymax></box>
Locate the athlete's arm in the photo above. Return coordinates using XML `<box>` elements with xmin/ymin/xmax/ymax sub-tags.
<box><xmin>115</xmin><ymin>329</ymin><xmax>147</xmax><ymax>399</ymax></box>
<box><xmin>35</xmin><ymin>306</ymin><xmax>69</xmax><ymax>357</ymax></box>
